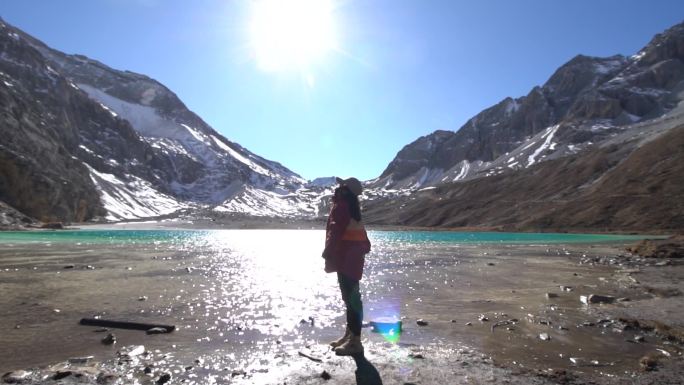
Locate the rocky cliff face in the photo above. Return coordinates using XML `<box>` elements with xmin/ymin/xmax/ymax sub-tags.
<box><xmin>375</xmin><ymin>22</ymin><xmax>684</xmax><ymax>190</ymax></box>
<box><xmin>0</xmin><ymin>19</ymin><xmax>109</xmax><ymax>222</ymax></box>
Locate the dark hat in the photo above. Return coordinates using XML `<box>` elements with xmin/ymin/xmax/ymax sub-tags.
<box><xmin>336</xmin><ymin>177</ymin><xmax>363</xmax><ymax>196</ymax></box>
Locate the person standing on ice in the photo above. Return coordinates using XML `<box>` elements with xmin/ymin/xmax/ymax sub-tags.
<box><xmin>322</xmin><ymin>177</ymin><xmax>371</xmax><ymax>356</ymax></box>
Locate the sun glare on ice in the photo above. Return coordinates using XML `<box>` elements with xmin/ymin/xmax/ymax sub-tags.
<box><xmin>249</xmin><ymin>0</ymin><xmax>338</xmax><ymax>72</ymax></box>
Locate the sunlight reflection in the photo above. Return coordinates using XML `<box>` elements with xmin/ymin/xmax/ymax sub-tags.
<box><xmin>187</xmin><ymin>230</ymin><xmax>341</xmax><ymax>337</ymax></box>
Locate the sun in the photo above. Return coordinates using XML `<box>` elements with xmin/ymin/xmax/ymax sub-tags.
<box><xmin>249</xmin><ymin>0</ymin><xmax>337</xmax><ymax>72</ymax></box>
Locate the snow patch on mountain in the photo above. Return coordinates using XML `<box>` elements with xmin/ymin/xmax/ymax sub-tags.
<box><xmin>453</xmin><ymin>161</ymin><xmax>470</xmax><ymax>181</ymax></box>
<box><xmin>210</xmin><ymin>135</ymin><xmax>272</xmax><ymax>177</ymax></box>
<box><xmin>77</xmin><ymin>83</ymin><xmax>194</xmax><ymax>141</ymax></box>
<box><xmin>215</xmin><ymin>186</ymin><xmax>321</xmax><ymax>218</ymax></box>
<box><xmin>527</xmin><ymin>125</ymin><xmax>560</xmax><ymax>167</ymax></box>
<box><xmin>85</xmin><ymin>164</ymin><xmax>186</xmax><ymax>221</ymax></box>
<box><xmin>308</xmin><ymin>177</ymin><xmax>337</xmax><ymax>188</ymax></box>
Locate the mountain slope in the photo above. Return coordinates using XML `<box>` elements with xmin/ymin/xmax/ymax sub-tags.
<box><xmin>0</xmin><ymin>18</ymin><xmax>311</xmax><ymax>222</ymax></box>
<box><xmin>365</xmin><ymin>105</ymin><xmax>684</xmax><ymax>231</ymax></box>
<box><xmin>375</xmin><ymin>22</ymin><xmax>684</xmax><ymax>190</ymax></box>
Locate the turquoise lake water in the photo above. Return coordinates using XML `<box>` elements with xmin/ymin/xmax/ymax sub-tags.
<box><xmin>0</xmin><ymin>229</ymin><xmax>661</xmax><ymax>246</ymax></box>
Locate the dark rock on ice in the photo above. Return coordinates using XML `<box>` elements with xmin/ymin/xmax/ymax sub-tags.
<box><xmin>52</xmin><ymin>371</ymin><xmax>72</xmax><ymax>380</ymax></box>
<box><xmin>580</xmin><ymin>294</ymin><xmax>615</xmax><ymax>304</ymax></box>
<box><xmin>156</xmin><ymin>373</ymin><xmax>171</xmax><ymax>385</ymax></box>
<box><xmin>101</xmin><ymin>333</ymin><xmax>116</xmax><ymax>345</ymax></box>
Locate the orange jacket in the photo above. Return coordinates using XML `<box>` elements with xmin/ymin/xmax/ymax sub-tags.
<box><xmin>323</xmin><ymin>198</ymin><xmax>371</xmax><ymax>280</ymax></box>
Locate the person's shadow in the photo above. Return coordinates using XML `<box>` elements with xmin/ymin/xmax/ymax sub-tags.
<box><xmin>351</xmin><ymin>353</ymin><xmax>383</xmax><ymax>385</ymax></box>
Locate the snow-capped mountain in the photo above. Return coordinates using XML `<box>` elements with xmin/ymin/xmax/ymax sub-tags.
<box><xmin>0</xmin><ymin>17</ymin><xmax>314</xmax><ymax>221</ymax></box>
<box><xmin>1</xmin><ymin>15</ymin><xmax>682</xmax><ymax>231</ymax></box>
<box><xmin>375</xmin><ymin>22</ymin><xmax>684</xmax><ymax>190</ymax></box>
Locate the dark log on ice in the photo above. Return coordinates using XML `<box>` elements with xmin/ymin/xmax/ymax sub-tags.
<box><xmin>298</xmin><ymin>351</ymin><xmax>323</xmax><ymax>363</ymax></box>
<box><xmin>79</xmin><ymin>318</ymin><xmax>175</xmax><ymax>333</ymax></box>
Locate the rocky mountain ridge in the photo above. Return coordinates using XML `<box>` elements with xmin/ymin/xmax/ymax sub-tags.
<box><xmin>375</xmin><ymin>22</ymin><xmax>684</xmax><ymax>190</ymax></box>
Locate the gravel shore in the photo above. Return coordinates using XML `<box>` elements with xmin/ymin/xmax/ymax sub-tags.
<box><xmin>1</xmin><ymin>230</ymin><xmax>682</xmax><ymax>384</ymax></box>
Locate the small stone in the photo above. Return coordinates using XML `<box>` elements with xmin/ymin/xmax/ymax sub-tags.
<box><xmin>185</xmin><ymin>366</ymin><xmax>193</xmax><ymax>371</ymax></box>
<box><xmin>546</xmin><ymin>293</ymin><xmax>558</xmax><ymax>299</ymax></box>
<box><xmin>539</xmin><ymin>333</ymin><xmax>551</xmax><ymax>341</ymax></box>
<box><xmin>14</xmin><ymin>324</ymin><xmax>20</xmax><ymax>329</ymax></box>
<box><xmin>617</xmin><ymin>297</ymin><xmax>631</xmax><ymax>302</ymax></box>
<box><xmin>138</xmin><ymin>296</ymin><xmax>148</xmax><ymax>301</ymax></box>
<box><xmin>478</xmin><ymin>314</ymin><xmax>489</xmax><ymax>322</ymax></box>
<box><xmin>487</xmin><ymin>262</ymin><xmax>495</xmax><ymax>266</ymax></box>
<box><xmin>580</xmin><ymin>294</ymin><xmax>615</xmax><ymax>304</ymax></box>
<box><xmin>2</xmin><ymin>370</ymin><xmax>31</xmax><ymax>383</ymax></box>
<box><xmin>52</xmin><ymin>371</ymin><xmax>72</xmax><ymax>380</ymax></box>
<box><xmin>450</xmin><ymin>319</ymin><xmax>457</xmax><ymax>323</ymax></box>
<box><xmin>102</xmin><ymin>333</ymin><xmax>116</xmax><ymax>345</ymax></box>
<box><xmin>96</xmin><ymin>372</ymin><xmax>118</xmax><ymax>384</ymax></box>
<box><xmin>640</xmin><ymin>355</ymin><xmax>658</xmax><ymax>372</ymax></box>
<box><xmin>409</xmin><ymin>353</ymin><xmax>424</xmax><ymax>359</ymax></box>
<box><xmin>144</xmin><ymin>366</ymin><xmax>153</xmax><ymax>374</ymax></box>
<box><xmin>231</xmin><ymin>369</ymin><xmax>246</xmax><ymax>377</ymax></box>
<box><xmin>635</xmin><ymin>335</ymin><xmax>645</xmax><ymax>343</ymax></box>
<box><xmin>68</xmin><ymin>356</ymin><xmax>93</xmax><ymax>364</ymax></box>
<box><xmin>465</xmin><ymin>322</ymin><xmax>472</xmax><ymax>326</ymax></box>
<box><xmin>416</xmin><ymin>319</ymin><xmax>428</xmax><ymax>326</ymax></box>
<box><xmin>146</xmin><ymin>327</ymin><xmax>170</xmax><ymax>335</ymax></box>
<box><xmin>560</xmin><ymin>286</ymin><xmax>574</xmax><ymax>292</ymax></box>
<box><xmin>320</xmin><ymin>370</ymin><xmax>332</xmax><ymax>380</ymax></box>
<box><xmin>64</xmin><ymin>265</ymin><xmax>75</xmax><ymax>269</ymax></box>
<box><xmin>156</xmin><ymin>373</ymin><xmax>171</xmax><ymax>385</ymax></box>
<box><xmin>119</xmin><ymin>345</ymin><xmax>145</xmax><ymax>357</ymax></box>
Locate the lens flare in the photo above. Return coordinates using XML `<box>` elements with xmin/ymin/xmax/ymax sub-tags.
<box><xmin>370</xmin><ymin>316</ymin><xmax>403</xmax><ymax>343</ymax></box>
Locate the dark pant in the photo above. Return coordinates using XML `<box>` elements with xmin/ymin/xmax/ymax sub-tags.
<box><xmin>338</xmin><ymin>273</ymin><xmax>363</xmax><ymax>336</ymax></box>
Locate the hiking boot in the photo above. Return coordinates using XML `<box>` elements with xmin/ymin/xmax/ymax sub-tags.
<box><xmin>334</xmin><ymin>335</ymin><xmax>363</xmax><ymax>356</ymax></box>
<box><xmin>329</xmin><ymin>328</ymin><xmax>351</xmax><ymax>348</ymax></box>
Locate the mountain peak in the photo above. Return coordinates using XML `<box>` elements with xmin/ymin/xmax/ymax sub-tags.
<box><xmin>634</xmin><ymin>20</ymin><xmax>684</xmax><ymax>65</ymax></box>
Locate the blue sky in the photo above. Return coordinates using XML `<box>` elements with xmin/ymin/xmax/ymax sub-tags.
<box><xmin>1</xmin><ymin>1</ymin><xmax>683</xmax><ymax>180</ymax></box>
